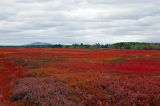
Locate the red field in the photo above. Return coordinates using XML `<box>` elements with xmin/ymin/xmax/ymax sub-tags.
<box><xmin>0</xmin><ymin>48</ymin><xmax>160</xmax><ymax>106</ymax></box>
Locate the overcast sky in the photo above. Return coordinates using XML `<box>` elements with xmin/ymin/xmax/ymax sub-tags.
<box><xmin>0</xmin><ymin>0</ymin><xmax>160</xmax><ymax>45</ymax></box>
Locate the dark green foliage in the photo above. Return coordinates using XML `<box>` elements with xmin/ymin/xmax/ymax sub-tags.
<box><xmin>112</xmin><ymin>42</ymin><xmax>160</xmax><ymax>50</ymax></box>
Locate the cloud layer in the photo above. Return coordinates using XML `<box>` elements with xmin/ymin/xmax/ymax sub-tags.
<box><xmin>0</xmin><ymin>0</ymin><xmax>160</xmax><ymax>45</ymax></box>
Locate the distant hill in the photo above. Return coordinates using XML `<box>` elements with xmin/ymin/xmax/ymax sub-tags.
<box><xmin>30</xmin><ymin>42</ymin><xmax>52</xmax><ymax>46</ymax></box>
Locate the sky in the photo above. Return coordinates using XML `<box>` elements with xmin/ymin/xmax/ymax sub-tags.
<box><xmin>0</xmin><ymin>0</ymin><xmax>160</xmax><ymax>45</ymax></box>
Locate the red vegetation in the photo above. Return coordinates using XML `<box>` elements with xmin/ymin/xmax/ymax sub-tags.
<box><xmin>0</xmin><ymin>48</ymin><xmax>160</xmax><ymax>106</ymax></box>
<box><xmin>0</xmin><ymin>54</ymin><xmax>23</xmax><ymax>105</ymax></box>
<box><xmin>94</xmin><ymin>76</ymin><xmax>160</xmax><ymax>105</ymax></box>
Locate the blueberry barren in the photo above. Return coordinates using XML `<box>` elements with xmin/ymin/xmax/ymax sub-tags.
<box><xmin>0</xmin><ymin>48</ymin><xmax>160</xmax><ymax>106</ymax></box>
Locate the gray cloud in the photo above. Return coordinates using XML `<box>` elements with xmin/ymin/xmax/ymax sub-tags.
<box><xmin>0</xmin><ymin>0</ymin><xmax>160</xmax><ymax>45</ymax></box>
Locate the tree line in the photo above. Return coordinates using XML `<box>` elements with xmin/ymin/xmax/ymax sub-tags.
<box><xmin>0</xmin><ymin>42</ymin><xmax>160</xmax><ymax>50</ymax></box>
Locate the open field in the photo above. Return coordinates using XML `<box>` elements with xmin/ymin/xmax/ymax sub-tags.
<box><xmin>0</xmin><ymin>48</ymin><xmax>160</xmax><ymax>106</ymax></box>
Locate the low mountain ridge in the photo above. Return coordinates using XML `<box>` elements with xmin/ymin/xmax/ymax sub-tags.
<box><xmin>30</xmin><ymin>42</ymin><xmax>52</xmax><ymax>46</ymax></box>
